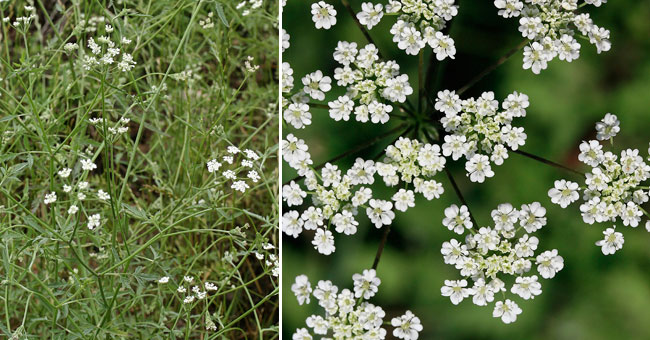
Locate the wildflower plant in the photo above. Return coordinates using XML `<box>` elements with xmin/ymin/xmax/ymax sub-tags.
<box><xmin>0</xmin><ymin>0</ymin><xmax>278</xmax><ymax>338</ymax></box>
<box><xmin>282</xmin><ymin>0</ymin><xmax>621</xmax><ymax>335</ymax></box>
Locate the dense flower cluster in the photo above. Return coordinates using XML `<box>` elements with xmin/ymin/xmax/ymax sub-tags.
<box><xmin>355</xmin><ymin>0</ymin><xmax>457</xmax><ymax>57</ymax></box>
<box><xmin>435</xmin><ymin>90</ymin><xmax>529</xmax><ymax>183</ymax></box>
<box><xmin>494</xmin><ymin>0</ymin><xmax>611</xmax><ymax>73</ymax></box>
<box><xmin>206</xmin><ymin>146</ymin><xmax>262</xmax><ymax>193</ymax></box>
<box><xmin>78</xmin><ymin>24</ymin><xmax>136</xmax><ymax>73</ymax></box>
<box><xmin>282</xmin><ymin>135</ymin><xmax>445</xmax><ymax>255</ymax></box>
<box><xmin>440</xmin><ymin>202</ymin><xmax>564</xmax><ymax>323</ymax></box>
<box><xmin>291</xmin><ymin>270</ymin><xmax>423</xmax><ymax>340</ymax></box>
<box><xmin>547</xmin><ymin>114</ymin><xmax>650</xmax><ymax>255</ymax></box>
<box><xmin>328</xmin><ymin>42</ymin><xmax>413</xmax><ymax>124</ymax></box>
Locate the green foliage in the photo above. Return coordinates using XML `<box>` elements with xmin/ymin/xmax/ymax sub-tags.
<box><xmin>0</xmin><ymin>0</ymin><xmax>278</xmax><ymax>339</ymax></box>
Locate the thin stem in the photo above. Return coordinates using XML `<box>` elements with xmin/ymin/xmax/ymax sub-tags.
<box><xmin>371</xmin><ymin>225</ymin><xmax>391</xmax><ymax>270</ymax></box>
<box><xmin>283</xmin><ymin>123</ymin><xmax>409</xmax><ymax>185</ymax></box>
<box><xmin>444</xmin><ymin>167</ymin><xmax>479</xmax><ymax>228</ymax></box>
<box><xmin>418</xmin><ymin>50</ymin><xmax>424</xmax><ymax>114</ymax></box>
<box><xmin>512</xmin><ymin>149</ymin><xmax>585</xmax><ymax>177</ymax></box>
<box><xmin>457</xmin><ymin>39</ymin><xmax>528</xmax><ymax>95</ymax></box>
<box><xmin>340</xmin><ymin>0</ymin><xmax>383</xmax><ymax>59</ymax></box>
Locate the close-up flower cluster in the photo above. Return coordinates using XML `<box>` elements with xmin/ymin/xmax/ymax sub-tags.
<box><xmin>548</xmin><ymin>113</ymin><xmax>650</xmax><ymax>255</ymax></box>
<box><xmin>436</xmin><ymin>90</ymin><xmax>529</xmax><ymax>183</ymax></box>
<box><xmin>291</xmin><ymin>270</ymin><xmax>423</xmax><ymax>340</ymax></box>
<box><xmin>282</xmin><ymin>0</ymin><xmax>650</xmax><ymax>338</ymax></box>
<box><xmin>440</xmin><ymin>202</ymin><xmax>564</xmax><ymax>323</ymax></box>
<box><xmin>494</xmin><ymin>0</ymin><xmax>611</xmax><ymax>73</ymax></box>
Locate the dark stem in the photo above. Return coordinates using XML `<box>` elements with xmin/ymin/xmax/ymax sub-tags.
<box><xmin>371</xmin><ymin>225</ymin><xmax>391</xmax><ymax>270</ymax></box>
<box><xmin>283</xmin><ymin>123</ymin><xmax>409</xmax><ymax>185</ymax></box>
<box><xmin>444</xmin><ymin>167</ymin><xmax>479</xmax><ymax>227</ymax></box>
<box><xmin>340</xmin><ymin>0</ymin><xmax>384</xmax><ymax>59</ymax></box>
<box><xmin>457</xmin><ymin>39</ymin><xmax>528</xmax><ymax>95</ymax></box>
<box><xmin>512</xmin><ymin>149</ymin><xmax>585</xmax><ymax>177</ymax></box>
<box><xmin>418</xmin><ymin>50</ymin><xmax>424</xmax><ymax>114</ymax></box>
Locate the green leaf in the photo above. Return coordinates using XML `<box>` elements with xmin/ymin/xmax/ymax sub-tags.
<box><xmin>215</xmin><ymin>3</ymin><xmax>230</xmax><ymax>27</ymax></box>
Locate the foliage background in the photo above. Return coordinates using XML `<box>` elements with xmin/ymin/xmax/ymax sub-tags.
<box><xmin>282</xmin><ymin>1</ymin><xmax>650</xmax><ymax>339</ymax></box>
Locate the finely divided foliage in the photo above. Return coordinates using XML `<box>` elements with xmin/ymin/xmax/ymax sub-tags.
<box><xmin>1</xmin><ymin>0</ymin><xmax>277</xmax><ymax>338</ymax></box>
<box><xmin>282</xmin><ymin>0</ymin><xmax>626</xmax><ymax>336</ymax></box>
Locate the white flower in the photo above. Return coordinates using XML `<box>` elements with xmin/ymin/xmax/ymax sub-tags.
<box><xmin>353</xmin><ymin>269</ymin><xmax>381</xmax><ymax>299</ymax></box>
<box><xmin>87</xmin><ymin>214</ymin><xmax>101</xmax><ymax>230</ymax></box>
<box><xmin>519</xmin><ymin>202</ymin><xmax>547</xmax><ymax>233</ymax></box>
<box><xmin>302</xmin><ymin>70</ymin><xmax>331</xmax><ymax>101</ymax></box>
<box><xmin>441</xmin><ymin>279</ymin><xmax>470</xmax><ymax>305</ymax></box>
<box><xmin>511</xmin><ymin>275</ymin><xmax>542</xmax><ymax>300</ymax></box>
<box><xmin>284</xmin><ymin>102</ymin><xmax>312</xmax><ymax>129</ymax></box>
<box><xmin>332</xmin><ymin>210</ymin><xmax>359</xmax><ymax>235</ymax></box>
<box><xmin>357</xmin><ymin>2</ymin><xmax>383</xmax><ymax>29</ymax></box>
<box><xmin>548</xmin><ymin>179</ymin><xmax>579</xmax><ymax>208</ymax></box>
<box><xmin>522</xmin><ymin>42</ymin><xmax>548</xmax><ymax>74</ymax></box>
<box><xmin>231</xmin><ymin>180</ymin><xmax>249</xmax><ymax>192</ymax></box>
<box><xmin>292</xmin><ymin>328</ymin><xmax>312</xmax><ymax>340</ymax></box>
<box><xmin>97</xmin><ymin>189</ymin><xmax>111</xmax><ymax>201</ymax></box>
<box><xmin>392</xmin><ymin>189</ymin><xmax>415</xmax><ymax>212</ymax></box>
<box><xmin>596</xmin><ymin>227</ymin><xmax>624</xmax><ymax>255</ymax></box>
<box><xmin>311</xmin><ymin>1</ymin><xmax>337</xmax><ymax>29</ymax></box>
<box><xmin>465</xmin><ymin>154</ymin><xmax>494</xmax><ymax>183</ymax></box>
<box><xmin>312</xmin><ymin>228</ymin><xmax>335</xmax><ymax>255</ymax></box>
<box><xmin>158</xmin><ymin>276</ymin><xmax>169</xmax><ymax>284</ymax></box>
<box><xmin>58</xmin><ymin>168</ymin><xmax>72</xmax><ymax>178</ymax></box>
<box><xmin>535</xmin><ymin>249</ymin><xmax>564</xmax><ymax>279</ymax></box>
<box><xmin>470</xmin><ymin>279</ymin><xmax>494</xmax><ymax>306</ymax></box>
<box><xmin>81</xmin><ymin>158</ymin><xmax>97</xmax><ymax>171</ymax></box>
<box><xmin>492</xmin><ymin>299</ymin><xmax>522</xmax><ymax>324</ymax></box>
<box><xmin>292</xmin><ymin>275</ymin><xmax>312</xmax><ymax>305</ymax></box>
<box><xmin>67</xmin><ymin>205</ymin><xmax>79</xmax><ymax>215</ymax></box>
<box><xmin>578</xmin><ymin>140</ymin><xmax>603</xmax><ymax>167</ymax></box>
<box><xmin>366</xmin><ymin>199</ymin><xmax>395</xmax><ymax>228</ymax></box>
<box><xmin>595</xmin><ymin>113</ymin><xmax>620</xmax><ymax>140</ymax></box>
<box><xmin>443</xmin><ymin>204</ymin><xmax>472</xmax><ymax>234</ymax></box>
<box><xmin>328</xmin><ymin>95</ymin><xmax>354</xmax><ymax>121</ymax></box>
<box><xmin>207</xmin><ymin>159</ymin><xmax>222</xmax><ymax>173</ymax></box>
<box><xmin>283</xmin><ymin>181</ymin><xmax>306</xmax><ymax>206</ymax></box>
<box><xmin>283</xmin><ymin>211</ymin><xmax>304</xmax><ymax>238</ymax></box>
<box><xmin>391</xmin><ymin>310</ymin><xmax>423</xmax><ymax>340</ymax></box>
<box><xmin>44</xmin><ymin>192</ymin><xmax>57</xmax><ymax>205</ymax></box>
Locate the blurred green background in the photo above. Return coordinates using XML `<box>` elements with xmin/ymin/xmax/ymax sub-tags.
<box><xmin>282</xmin><ymin>1</ymin><xmax>650</xmax><ymax>339</ymax></box>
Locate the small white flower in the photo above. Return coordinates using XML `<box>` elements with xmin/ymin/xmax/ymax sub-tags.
<box><xmin>58</xmin><ymin>168</ymin><xmax>72</xmax><ymax>178</ymax></box>
<box><xmin>158</xmin><ymin>276</ymin><xmax>170</xmax><ymax>284</ymax></box>
<box><xmin>391</xmin><ymin>310</ymin><xmax>423</xmax><ymax>340</ymax></box>
<box><xmin>442</xmin><ymin>204</ymin><xmax>472</xmax><ymax>234</ymax></box>
<box><xmin>87</xmin><ymin>214</ymin><xmax>101</xmax><ymax>230</ymax></box>
<box><xmin>81</xmin><ymin>159</ymin><xmax>97</xmax><ymax>171</ymax></box>
<box><xmin>68</xmin><ymin>205</ymin><xmax>79</xmax><ymax>215</ymax></box>
<box><xmin>366</xmin><ymin>199</ymin><xmax>395</xmax><ymax>228</ymax></box>
<box><xmin>44</xmin><ymin>192</ymin><xmax>57</xmax><ymax>205</ymax></box>
<box><xmin>492</xmin><ymin>299</ymin><xmax>522</xmax><ymax>324</ymax></box>
<box><xmin>292</xmin><ymin>275</ymin><xmax>312</xmax><ymax>305</ymax></box>
<box><xmin>548</xmin><ymin>179</ymin><xmax>579</xmax><ymax>208</ymax></box>
<box><xmin>441</xmin><ymin>279</ymin><xmax>470</xmax><ymax>305</ymax></box>
<box><xmin>311</xmin><ymin>1</ymin><xmax>337</xmax><ymax>29</ymax></box>
<box><xmin>596</xmin><ymin>227</ymin><xmax>624</xmax><ymax>255</ymax></box>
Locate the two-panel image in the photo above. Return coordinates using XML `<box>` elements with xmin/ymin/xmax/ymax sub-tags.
<box><xmin>1</xmin><ymin>1</ymin><xmax>649</xmax><ymax>339</ymax></box>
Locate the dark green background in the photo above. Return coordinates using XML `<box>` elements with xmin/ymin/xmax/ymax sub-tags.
<box><xmin>283</xmin><ymin>1</ymin><xmax>650</xmax><ymax>339</ymax></box>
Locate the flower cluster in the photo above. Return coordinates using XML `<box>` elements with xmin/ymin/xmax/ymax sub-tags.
<box><xmin>440</xmin><ymin>202</ymin><xmax>564</xmax><ymax>323</ymax></box>
<box><xmin>547</xmin><ymin>113</ymin><xmax>650</xmax><ymax>255</ymax></box>
<box><xmin>237</xmin><ymin>0</ymin><xmax>263</xmax><ymax>16</ymax></box>
<box><xmin>494</xmin><ymin>0</ymin><xmax>611</xmax><ymax>74</ymax></box>
<box><xmin>282</xmin><ymin>135</ymin><xmax>446</xmax><ymax>255</ymax></box>
<box><xmin>206</xmin><ymin>146</ymin><xmax>262</xmax><ymax>194</ymax></box>
<box><xmin>291</xmin><ymin>270</ymin><xmax>423</xmax><ymax>340</ymax></box>
<box><xmin>435</xmin><ymin>90</ymin><xmax>529</xmax><ymax>183</ymax></box>
<box><xmin>326</xmin><ymin>42</ymin><xmax>413</xmax><ymax>124</ymax></box>
<box><xmin>48</xmin><ymin>157</ymin><xmax>112</xmax><ymax>230</ymax></box>
<box><xmin>357</xmin><ymin>0</ymin><xmax>458</xmax><ymax>57</ymax></box>
<box><xmin>78</xmin><ymin>24</ymin><xmax>136</xmax><ymax>73</ymax></box>
<box><xmin>159</xmin><ymin>275</ymin><xmax>219</xmax><ymax>306</ymax></box>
